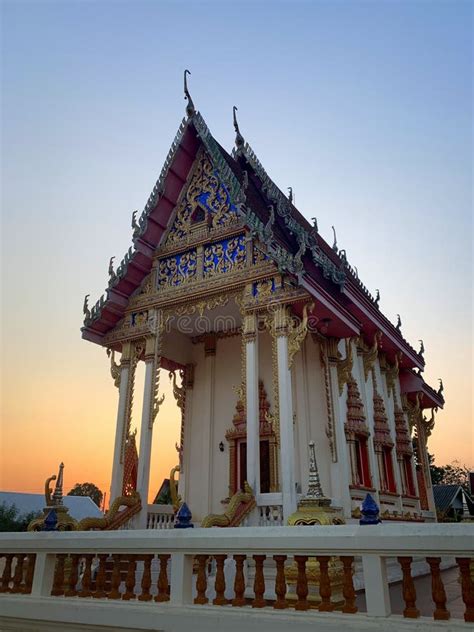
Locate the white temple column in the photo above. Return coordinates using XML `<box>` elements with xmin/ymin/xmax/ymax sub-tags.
<box><xmin>180</xmin><ymin>364</ymin><xmax>195</xmax><ymax>503</ymax></box>
<box><xmin>136</xmin><ymin>325</ymin><xmax>164</xmax><ymax>529</ymax></box>
<box><xmin>110</xmin><ymin>342</ymin><xmax>132</xmax><ymax>502</ymax></box>
<box><xmin>203</xmin><ymin>333</ymin><xmax>216</xmax><ymax>515</ymax></box>
<box><xmin>244</xmin><ymin>313</ymin><xmax>259</xmax><ymax>496</ymax></box>
<box><xmin>275</xmin><ymin>306</ymin><xmax>297</xmax><ymax>522</ymax></box>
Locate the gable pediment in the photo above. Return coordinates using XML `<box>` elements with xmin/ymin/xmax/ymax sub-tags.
<box><xmin>163</xmin><ymin>148</ymin><xmax>241</xmax><ymax>249</ymax></box>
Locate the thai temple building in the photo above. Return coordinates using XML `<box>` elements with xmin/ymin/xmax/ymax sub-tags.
<box><xmin>81</xmin><ymin>75</ymin><xmax>445</xmax><ymax>530</ymax></box>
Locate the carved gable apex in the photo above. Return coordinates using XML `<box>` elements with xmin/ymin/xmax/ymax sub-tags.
<box><xmin>161</xmin><ymin>148</ymin><xmax>241</xmax><ymax>250</ymax></box>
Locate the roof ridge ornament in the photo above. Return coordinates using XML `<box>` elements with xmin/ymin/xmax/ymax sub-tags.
<box><xmin>184</xmin><ymin>69</ymin><xmax>195</xmax><ymax>118</ymax></box>
<box><xmin>331</xmin><ymin>226</ymin><xmax>338</xmax><ymax>253</ymax></box>
<box><xmin>311</xmin><ymin>217</ymin><xmax>318</xmax><ymax>233</ymax></box>
<box><xmin>374</xmin><ymin>289</ymin><xmax>380</xmax><ymax>308</ymax></box>
<box><xmin>396</xmin><ymin>314</ymin><xmax>402</xmax><ymax>332</ymax></box>
<box><xmin>83</xmin><ymin>294</ymin><xmax>90</xmax><ymax>320</ymax></box>
<box><xmin>287</xmin><ymin>187</ymin><xmax>293</xmax><ymax>203</ymax></box>
<box><xmin>438</xmin><ymin>378</ymin><xmax>444</xmax><ymax>397</ymax></box>
<box><xmin>418</xmin><ymin>339</ymin><xmax>425</xmax><ymax>358</ymax></box>
<box><xmin>233</xmin><ymin>106</ymin><xmax>245</xmax><ymax>153</ymax></box>
<box><xmin>108</xmin><ymin>256</ymin><xmax>115</xmax><ymax>279</ymax></box>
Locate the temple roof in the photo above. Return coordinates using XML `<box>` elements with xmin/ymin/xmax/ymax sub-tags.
<box><xmin>80</xmin><ymin>106</ymin><xmax>443</xmax><ymax>408</ymax></box>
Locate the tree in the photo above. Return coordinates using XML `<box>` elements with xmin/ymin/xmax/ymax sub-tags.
<box><xmin>437</xmin><ymin>461</ymin><xmax>471</xmax><ymax>492</ymax></box>
<box><xmin>67</xmin><ymin>482</ymin><xmax>103</xmax><ymax>507</ymax></box>
<box><xmin>0</xmin><ymin>503</ymin><xmax>40</xmax><ymax>532</ymax></box>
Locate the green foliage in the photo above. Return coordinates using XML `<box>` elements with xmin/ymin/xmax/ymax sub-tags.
<box><xmin>67</xmin><ymin>482</ymin><xmax>103</xmax><ymax>507</ymax></box>
<box><xmin>0</xmin><ymin>503</ymin><xmax>40</xmax><ymax>532</ymax></box>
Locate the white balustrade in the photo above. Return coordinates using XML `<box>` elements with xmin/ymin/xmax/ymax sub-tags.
<box><xmin>0</xmin><ymin>523</ymin><xmax>472</xmax><ymax>632</ymax></box>
<box><xmin>146</xmin><ymin>504</ymin><xmax>175</xmax><ymax>529</ymax></box>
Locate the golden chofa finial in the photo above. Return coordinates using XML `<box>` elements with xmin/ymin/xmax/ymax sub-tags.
<box><xmin>331</xmin><ymin>226</ymin><xmax>338</xmax><ymax>253</ymax></box>
<box><xmin>396</xmin><ymin>314</ymin><xmax>402</xmax><ymax>332</ymax></box>
<box><xmin>233</xmin><ymin>106</ymin><xmax>244</xmax><ymax>152</ymax></box>
<box><xmin>184</xmin><ymin>69</ymin><xmax>195</xmax><ymax>118</ymax></box>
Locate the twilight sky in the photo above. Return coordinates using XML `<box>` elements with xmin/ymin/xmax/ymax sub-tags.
<box><xmin>1</xmin><ymin>0</ymin><xmax>472</xmax><ymax>502</ymax></box>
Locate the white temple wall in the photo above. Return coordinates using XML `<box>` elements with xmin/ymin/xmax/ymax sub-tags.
<box><xmin>293</xmin><ymin>336</ymin><xmax>332</xmax><ymax>500</ymax></box>
<box><xmin>211</xmin><ymin>335</ymin><xmax>242</xmax><ymax>514</ymax></box>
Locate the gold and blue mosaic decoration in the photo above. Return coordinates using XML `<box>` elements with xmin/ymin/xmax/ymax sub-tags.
<box><xmin>158</xmin><ymin>250</ymin><xmax>197</xmax><ymax>287</ymax></box>
<box><xmin>166</xmin><ymin>151</ymin><xmax>239</xmax><ymax>245</ymax></box>
<box><xmin>203</xmin><ymin>235</ymin><xmax>246</xmax><ymax>277</ymax></box>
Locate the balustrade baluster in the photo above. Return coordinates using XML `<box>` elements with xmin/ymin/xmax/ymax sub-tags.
<box><xmin>317</xmin><ymin>556</ymin><xmax>334</xmax><ymax>612</ymax></box>
<box><xmin>11</xmin><ymin>554</ymin><xmax>25</xmax><ymax>594</ymax></box>
<box><xmin>23</xmin><ymin>554</ymin><xmax>36</xmax><ymax>594</ymax></box>
<box><xmin>51</xmin><ymin>554</ymin><xmax>66</xmax><ymax>596</ymax></box>
<box><xmin>194</xmin><ymin>555</ymin><xmax>209</xmax><ymax>605</ymax></box>
<box><xmin>213</xmin><ymin>554</ymin><xmax>227</xmax><ymax>605</ymax></box>
<box><xmin>108</xmin><ymin>554</ymin><xmax>122</xmax><ymax>599</ymax></box>
<box><xmin>122</xmin><ymin>555</ymin><xmax>137</xmax><ymax>600</ymax></box>
<box><xmin>340</xmin><ymin>556</ymin><xmax>357</xmax><ymax>614</ymax></box>
<box><xmin>456</xmin><ymin>557</ymin><xmax>474</xmax><ymax>623</ymax></box>
<box><xmin>294</xmin><ymin>555</ymin><xmax>309</xmax><ymax>611</ymax></box>
<box><xmin>79</xmin><ymin>554</ymin><xmax>94</xmax><ymax>597</ymax></box>
<box><xmin>397</xmin><ymin>556</ymin><xmax>420</xmax><ymax>618</ymax></box>
<box><xmin>252</xmin><ymin>554</ymin><xmax>266</xmax><ymax>608</ymax></box>
<box><xmin>232</xmin><ymin>554</ymin><xmax>246</xmax><ymax>606</ymax></box>
<box><xmin>138</xmin><ymin>554</ymin><xmax>153</xmax><ymax>601</ymax></box>
<box><xmin>65</xmin><ymin>554</ymin><xmax>80</xmax><ymax>597</ymax></box>
<box><xmin>426</xmin><ymin>557</ymin><xmax>450</xmax><ymax>620</ymax></box>
<box><xmin>273</xmin><ymin>555</ymin><xmax>288</xmax><ymax>609</ymax></box>
<box><xmin>155</xmin><ymin>554</ymin><xmax>171</xmax><ymax>602</ymax></box>
<box><xmin>93</xmin><ymin>554</ymin><xmax>108</xmax><ymax>599</ymax></box>
<box><xmin>0</xmin><ymin>554</ymin><xmax>13</xmax><ymax>593</ymax></box>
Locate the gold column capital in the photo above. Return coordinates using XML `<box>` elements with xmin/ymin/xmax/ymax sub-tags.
<box><xmin>242</xmin><ymin>312</ymin><xmax>257</xmax><ymax>343</ymax></box>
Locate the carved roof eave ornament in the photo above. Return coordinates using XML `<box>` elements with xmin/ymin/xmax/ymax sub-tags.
<box><xmin>361</xmin><ymin>330</ymin><xmax>382</xmax><ymax>382</ymax></box>
<box><xmin>336</xmin><ymin>338</ymin><xmax>353</xmax><ymax>396</ymax></box>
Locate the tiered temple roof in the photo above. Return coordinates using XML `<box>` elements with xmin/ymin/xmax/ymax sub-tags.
<box><xmin>81</xmin><ymin>88</ymin><xmax>443</xmax><ymax>412</ymax></box>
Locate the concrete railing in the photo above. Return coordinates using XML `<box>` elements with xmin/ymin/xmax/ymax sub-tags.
<box><xmin>146</xmin><ymin>504</ymin><xmax>175</xmax><ymax>529</ymax></box>
<box><xmin>0</xmin><ymin>523</ymin><xmax>473</xmax><ymax>631</ymax></box>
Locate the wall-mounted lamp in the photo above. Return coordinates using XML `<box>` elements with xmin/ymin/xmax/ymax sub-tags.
<box><xmin>219</xmin><ymin>441</ymin><xmax>225</xmax><ymax>453</ymax></box>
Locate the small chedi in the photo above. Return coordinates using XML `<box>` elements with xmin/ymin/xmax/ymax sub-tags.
<box><xmin>288</xmin><ymin>441</ymin><xmax>344</xmax><ymax>526</ymax></box>
<box><xmin>286</xmin><ymin>442</ymin><xmax>345</xmax><ymax>605</ymax></box>
<box><xmin>28</xmin><ymin>463</ymin><xmax>78</xmax><ymax>532</ymax></box>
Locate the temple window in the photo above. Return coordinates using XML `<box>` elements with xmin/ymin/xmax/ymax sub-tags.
<box><xmin>226</xmin><ymin>381</ymin><xmax>278</xmax><ymax>495</ymax></box>
<box><xmin>403</xmin><ymin>454</ymin><xmax>416</xmax><ymax>496</ymax></box>
<box><xmin>381</xmin><ymin>446</ymin><xmax>397</xmax><ymax>493</ymax></box>
<box><xmin>354</xmin><ymin>436</ymin><xmax>371</xmax><ymax>487</ymax></box>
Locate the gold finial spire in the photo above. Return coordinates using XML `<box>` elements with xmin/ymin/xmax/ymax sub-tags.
<box><xmin>233</xmin><ymin>106</ymin><xmax>244</xmax><ymax>152</ymax></box>
<box><xmin>184</xmin><ymin>69</ymin><xmax>195</xmax><ymax>118</ymax></box>
<box><xmin>331</xmin><ymin>226</ymin><xmax>338</xmax><ymax>253</ymax></box>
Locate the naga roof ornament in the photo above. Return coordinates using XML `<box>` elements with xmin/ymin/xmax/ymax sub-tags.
<box><xmin>183</xmin><ymin>69</ymin><xmax>195</xmax><ymax>118</ymax></box>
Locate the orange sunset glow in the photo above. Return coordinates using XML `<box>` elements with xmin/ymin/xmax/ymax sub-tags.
<box><xmin>1</xmin><ymin>1</ymin><xmax>472</xmax><ymax>507</ymax></box>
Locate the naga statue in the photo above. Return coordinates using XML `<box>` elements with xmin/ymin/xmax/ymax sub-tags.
<box><xmin>201</xmin><ymin>482</ymin><xmax>256</xmax><ymax>528</ymax></box>
<box><xmin>169</xmin><ymin>465</ymin><xmax>182</xmax><ymax>512</ymax></box>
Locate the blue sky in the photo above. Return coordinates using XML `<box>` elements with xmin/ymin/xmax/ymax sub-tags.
<box><xmin>1</xmin><ymin>0</ymin><xmax>472</xmax><ymax>492</ymax></box>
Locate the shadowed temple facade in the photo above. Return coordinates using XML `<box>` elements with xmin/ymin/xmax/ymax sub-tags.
<box><xmin>81</xmin><ymin>79</ymin><xmax>444</xmax><ymax>529</ymax></box>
